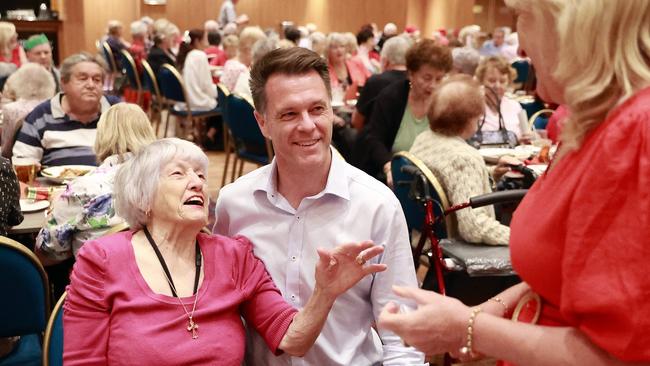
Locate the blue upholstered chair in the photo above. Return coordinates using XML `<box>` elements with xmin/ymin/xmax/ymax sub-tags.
<box><xmin>42</xmin><ymin>292</ymin><xmax>66</xmax><ymax>366</ymax></box>
<box><xmin>157</xmin><ymin>64</ymin><xmax>221</xmax><ymax>140</ymax></box>
<box><xmin>223</xmin><ymin>93</ymin><xmax>273</xmax><ymax>182</ymax></box>
<box><xmin>0</xmin><ymin>236</ymin><xmax>50</xmax><ymax>366</ymax></box>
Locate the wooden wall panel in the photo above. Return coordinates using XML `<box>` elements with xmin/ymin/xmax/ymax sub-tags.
<box><xmin>57</xmin><ymin>0</ymin><xmax>513</xmax><ymax>57</ymax></box>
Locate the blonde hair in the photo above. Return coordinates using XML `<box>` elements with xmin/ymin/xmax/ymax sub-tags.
<box><xmin>94</xmin><ymin>103</ymin><xmax>157</xmax><ymax>163</ymax></box>
<box><xmin>557</xmin><ymin>0</ymin><xmax>650</xmax><ymax>151</ymax></box>
<box><xmin>0</xmin><ymin>22</ymin><xmax>17</xmax><ymax>56</ymax></box>
<box><xmin>507</xmin><ymin>0</ymin><xmax>650</xmax><ymax>151</ymax></box>
<box><xmin>239</xmin><ymin>26</ymin><xmax>266</xmax><ymax>51</ymax></box>
<box><xmin>5</xmin><ymin>63</ymin><xmax>56</xmax><ymax>100</ymax></box>
<box><xmin>475</xmin><ymin>56</ymin><xmax>517</xmax><ymax>84</ymax></box>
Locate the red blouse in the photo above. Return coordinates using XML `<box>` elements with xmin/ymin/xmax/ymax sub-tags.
<box><xmin>0</xmin><ymin>46</ymin><xmax>23</xmax><ymax>67</ymax></box>
<box><xmin>510</xmin><ymin>87</ymin><xmax>650</xmax><ymax>362</ymax></box>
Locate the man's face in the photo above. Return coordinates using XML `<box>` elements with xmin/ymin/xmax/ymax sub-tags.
<box><xmin>254</xmin><ymin>71</ymin><xmax>333</xmax><ymax>171</ymax></box>
<box><xmin>61</xmin><ymin>61</ymin><xmax>104</xmax><ymax>108</ymax></box>
<box><xmin>493</xmin><ymin>30</ymin><xmax>505</xmax><ymax>47</ymax></box>
<box><xmin>26</xmin><ymin>43</ymin><xmax>53</xmax><ymax>70</ymax></box>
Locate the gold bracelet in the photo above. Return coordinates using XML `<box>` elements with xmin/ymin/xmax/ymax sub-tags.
<box><xmin>489</xmin><ymin>296</ymin><xmax>509</xmax><ymax>316</ymax></box>
<box><xmin>458</xmin><ymin>307</ymin><xmax>482</xmax><ymax>358</ymax></box>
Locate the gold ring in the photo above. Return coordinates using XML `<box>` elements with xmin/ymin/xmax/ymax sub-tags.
<box><xmin>356</xmin><ymin>256</ymin><xmax>366</xmax><ymax>266</ymax></box>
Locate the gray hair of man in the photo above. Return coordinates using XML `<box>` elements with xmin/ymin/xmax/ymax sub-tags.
<box><xmin>60</xmin><ymin>52</ymin><xmax>108</xmax><ymax>83</ymax></box>
<box><xmin>130</xmin><ymin>20</ymin><xmax>148</xmax><ymax>37</ymax></box>
<box><xmin>113</xmin><ymin>138</ymin><xmax>209</xmax><ymax>230</ymax></box>
<box><xmin>452</xmin><ymin>47</ymin><xmax>481</xmax><ymax>76</ymax></box>
<box><xmin>380</xmin><ymin>35</ymin><xmax>412</xmax><ymax>67</ymax></box>
<box><xmin>6</xmin><ymin>62</ymin><xmax>56</xmax><ymax>100</ymax></box>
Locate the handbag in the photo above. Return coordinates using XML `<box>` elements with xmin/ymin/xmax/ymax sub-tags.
<box><xmin>467</xmin><ymin>88</ymin><xmax>519</xmax><ymax>148</ymax></box>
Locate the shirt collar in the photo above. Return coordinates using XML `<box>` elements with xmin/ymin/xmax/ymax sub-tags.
<box><xmin>51</xmin><ymin>93</ymin><xmax>113</xmax><ymax>119</ymax></box>
<box><xmin>254</xmin><ymin>146</ymin><xmax>351</xmax><ymax>203</ymax></box>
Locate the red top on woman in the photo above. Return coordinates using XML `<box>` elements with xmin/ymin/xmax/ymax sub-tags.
<box><xmin>0</xmin><ymin>46</ymin><xmax>23</xmax><ymax>67</ymax></box>
<box><xmin>510</xmin><ymin>87</ymin><xmax>650</xmax><ymax>362</ymax></box>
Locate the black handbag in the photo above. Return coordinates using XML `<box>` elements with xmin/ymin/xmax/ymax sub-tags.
<box><xmin>467</xmin><ymin>88</ymin><xmax>519</xmax><ymax>148</ymax></box>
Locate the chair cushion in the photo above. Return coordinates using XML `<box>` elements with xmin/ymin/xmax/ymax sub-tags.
<box><xmin>0</xmin><ymin>334</ymin><xmax>41</xmax><ymax>366</ymax></box>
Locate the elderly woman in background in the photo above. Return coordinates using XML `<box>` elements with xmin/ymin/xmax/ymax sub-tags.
<box><xmin>309</xmin><ymin>31</ymin><xmax>327</xmax><ymax>58</ymax></box>
<box><xmin>353</xmin><ymin>39</ymin><xmax>452</xmax><ymax>186</ymax></box>
<box><xmin>410</xmin><ymin>75</ymin><xmax>518</xmax><ymax>245</ymax></box>
<box><xmin>64</xmin><ymin>138</ymin><xmax>386</xmax><ymax>365</ymax></box>
<box><xmin>232</xmin><ymin>37</ymin><xmax>279</xmax><ymax>100</ymax></box>
<box><xmin>222</xmin><ymin>34</ymin><xmax>239</xmax><ymax>62</ymax></box>
<box><xmin>147</xmin><ymin>22</ymin><xmax>178</xmax><ymax>74</ymax></box>
<box><xmin>0</xmin><ymin>22</ymin><xmax>26</xmax><ymax>69</ymax></box>
<box><xmin>474</xmin><ymin>56</ymin><xmax>528</xmax><ymax>142</ymax></box>
<box><xmin>451</xmin><ymin>46</ymin><xmax>480</xmax><ymax>76</ymax></box>
<box><xmin>327</xmin><ymin>32</ymin><xmax>369</xmax><ymax>103</ymax></box>
<box><xmin>221</xmin><ymin>26</ymin><xmax>266</xmax><ymax>91</ymax></box>
<box><xmin>1</xmin><ymin>63</ymin><xmax>57</xmax><ymax>158</ymax></box>
<box><xmin>35</xmin><ymin>103</ymin><xmax>156</xmax><ymax>265</ymax></box>
<box><xmin>105</xmin><ymin>20</ymin><xmax>131</xmax><ymax>56</ymax></box>
<box><xmin>379</xmin><ymin>1</ymin><xmax>650</xmax><ymax>364</ymax></box>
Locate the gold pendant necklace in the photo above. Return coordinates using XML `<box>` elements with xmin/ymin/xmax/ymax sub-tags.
<box><xmin>144</xmin><ymin>227</ymin><xmax>202</xmax><ymax>339</ymax></box>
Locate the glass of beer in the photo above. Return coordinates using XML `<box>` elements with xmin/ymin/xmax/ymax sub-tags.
<box><xmin>12</xmin><ymin>157</ymin><xmax>39</xmax><ymax>185</ymax></box>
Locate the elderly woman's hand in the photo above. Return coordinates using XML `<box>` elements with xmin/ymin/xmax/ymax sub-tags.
<box><xmin>378</xmin><ymin>286</ymin><xmax>470</xmax><ymax>356</ymax></box>
<box><xmin>314</xmin><ymin>241</ymin><xmax>387</xmax><ymax>299</ymax></box>
<box><xmin>492</xmin><ymin>155</ymin><xmax>523</xmax><ymax>181</ymax></box>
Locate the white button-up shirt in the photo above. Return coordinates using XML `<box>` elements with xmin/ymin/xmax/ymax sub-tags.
<box><xmin>214</xmin><ymin>152</ymin><xmax>425</xmax><ymax>366</ymax></box>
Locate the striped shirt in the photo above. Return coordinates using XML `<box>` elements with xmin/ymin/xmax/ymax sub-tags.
<box><xmin>12</xmin><ymin>93</ymin><xmax>119</xmax><ymax>166</ymax></box>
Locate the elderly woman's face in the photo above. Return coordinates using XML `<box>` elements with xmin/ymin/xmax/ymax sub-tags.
<box><xmin>408</xmin><ymin>64</ymin><xmax>446</xmax><ymax>100</ymax></box>
<box><xmin>151</xmin><ymin>159</ymin><xmax>208</xmax><ymax>227</ymax></box>
<box><xmin>481</xmin><ymin>66</ymin><xmax>509</xmax><ymax>99</ymax></box>
<box><xmin>328</xmin><ymin>43</ymin><xmax>346</xmax><ymax>63</ymax></box>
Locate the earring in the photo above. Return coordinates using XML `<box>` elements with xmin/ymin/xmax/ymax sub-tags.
<box><xmin>408</xmin><ymin>80</ymin><xmax>412</xmax><ymax>89</ymax></box>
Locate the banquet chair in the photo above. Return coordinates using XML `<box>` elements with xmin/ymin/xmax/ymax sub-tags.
<box><xmin>511</xmin><ymin>59</ymin><xmax>530</xmax><ymax>90</ymax></box>
<box><xmin>528</xmin><ymin>108</ymin><xmax>555</xmax><ymax>131</ymax></box>
<box><xmin>223</xmin><ymin>93</ymin><xmax>273</xmax><ymax>182</ymax></box>
<box><xmin>100</xmin><ymin>42</ymin><xmax>120</xmax><ymax>94</ymax></box>
<box><xmin>217</xmin><ymin>83</ymin><xmax>236</xmax><ymax>188</ymax></box>
<box><xmin>42</xmin><ymin>292</ymin><xmax>65</xmax><ymax>366</ymax></box>
<box><xmin>391</xmin><ymin>153</ymin><xmax>521</xmax><ymax>306</ymax></box>
<box><xmin>141</xmin><ymin>59</ymin><xmax>165</xmax><ymax>134</ymax></box>
<box><xmin>119</xmin><ymin>50</ymin><xmax>143</xmax><ymax>106</ymax></box>
<box><xmin>157</xmin><ymin>64</ymin><xmax>221</xmax><ymax>140</ymax></box>
<box><xmin>0</xmin><ymin>236</ymin><xmax>51</xmax><ymax>366</ymax></box>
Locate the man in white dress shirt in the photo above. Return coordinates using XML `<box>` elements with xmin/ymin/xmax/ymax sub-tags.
<box><xmin>213</xmin><ymin>47</ymin><xmax>425</xmax><ymax>365</ymax></box>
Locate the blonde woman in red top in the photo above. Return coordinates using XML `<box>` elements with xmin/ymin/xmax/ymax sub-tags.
<box><xmin>379</xmin><ymin>0</ymin><xmax>650</xmax><ymax>364</ymax></box>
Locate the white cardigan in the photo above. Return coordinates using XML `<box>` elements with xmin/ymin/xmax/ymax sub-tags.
<box><xmin>410</xmin><ymin>130</ymin><xmax>510</xmax><ymax>245</ymax></box>
<box><xmin>181</xmin><ymin>49</ymin><xmax>217</xmax><ymax>111</ymax></box>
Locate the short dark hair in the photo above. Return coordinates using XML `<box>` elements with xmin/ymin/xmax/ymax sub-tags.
<box><xmin>284</xmin><ymin>26</ymin><xmax>301</xmax><ymax>44</ymax></box>
<box><xmin>207</xmin><ymin>31</ymin><xmax>221</xmax><ymax>46</ymax></box>
<box><xmin>356</xmin><ymin>28</ymin><xmax>374</xmax><ymax>45</ymax></box>
<box><xmin>405</xmin><ymin>39</ymin><xmax>453</xmax><ymax>73</ymax></box>
<box><xmin>250</xmin><ymin>47</ymin><xmax>331</xmax><ymax>114</ymax></box>
<box><xmin>428</xmin><ymin>74</ymin><xmax>484</xmax><ymax>136</ymax></box>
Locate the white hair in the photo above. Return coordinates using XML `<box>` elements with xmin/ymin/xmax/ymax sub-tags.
<box><xmin>380</xmin><ymin>35</ymin><xmax>411</xmax><ymax>66</ymax></box>
<box><xmin>204</xmin><ymin>20</ymin><xmax>220</xmax><ymax>33</ymax></box>
<box><xmin>383</xmin><ymin>22</ymin><xmax>397</xmax><ymax>36</ymax></box>
<box><xmin>140</xmin><ymin>16</ymin><xmax>154</xmax><ymax>25</ymax></box>
<box><xmin>130</xmin><ymin>20</ymin><xmax>147</xmax><ymax>37</ymax></box>
<box><xmin>113</xmin><ymin>138</ymin><xmax>209</xmax><ymax>230</ymax></box>
<box><xmin>452</xmin><ymin>47</ymin><xmax>481</xmax><ymax>75</ymax></box>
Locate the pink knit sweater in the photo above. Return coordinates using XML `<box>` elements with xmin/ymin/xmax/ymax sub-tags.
<box><xmin>64</xmin><ymin>231</ymin><xmax>297</xmax><ymax>365</ymax></box>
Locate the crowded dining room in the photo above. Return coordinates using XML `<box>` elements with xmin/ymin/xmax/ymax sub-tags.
<box><xmin>0</xmin><ymin>0</ymin><xmax>648</xmax><ymax>365</ymax></box>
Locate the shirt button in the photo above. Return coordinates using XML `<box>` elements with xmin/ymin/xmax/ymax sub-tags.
<box><xmin>290</xmin><ymin>294</ymin><xmax>296</xmax><ymax>301</ymax></box>
<box><xmin>291</xmin><ymin>256</ymin><xmax>297</xmax><ymax>261</ymax></box>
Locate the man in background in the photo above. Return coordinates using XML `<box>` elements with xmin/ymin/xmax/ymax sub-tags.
<box><xmin>24</xmin><ymin>34</ymin><xmax>60</xmax><ymax>92</ymax></box>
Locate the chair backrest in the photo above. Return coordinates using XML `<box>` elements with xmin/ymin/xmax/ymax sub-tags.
<box><xmin>42</xmin><ymin>292</ymin><xmax>66</xmax><ymax>366</ymax></box>
<box><xmin>511</xmin><ymin>59</ymin><xmax>530</xmax><ymax>84</ymax></box>
<box><xmin>528</xmin><ymin>108</ymin><xmax>555</xmax><ymax>130</ymax></box>
<box><xmin>0</xmin><ymin>236</ymin><xmax>50</xmax><ymax>337</ymax></box>
<box><xmin>119</xmin><ymin>49</ymin><xmax>141</xmax><ymax>90</ymax></box>
<box><xmin>391</xmin><ymin>151</ymin><xmax>452</xmax><ymax>240</ymax></box>
<box><xmin>225</xmin><ymin>93</ymin><xmax>273</xmax><ymax>162</ymax></box>
<box><xmin>158</xmin><ymin>63</ymin><xmax>187</xmax><ymax>103</ymax></box>
<box><xmin>100</xmin><ymin>42</ymin><xmax>118</xmax><ymax>73</ymax></box>
<box><xmin>141</xmin><ymin>59</ymin><xmax>161</xmax><ymax>97</ymax></box>
<box><xmin>217</xmin><ymin>83</ymin><xmax>230</xmax><ymax>121</ymax></box>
